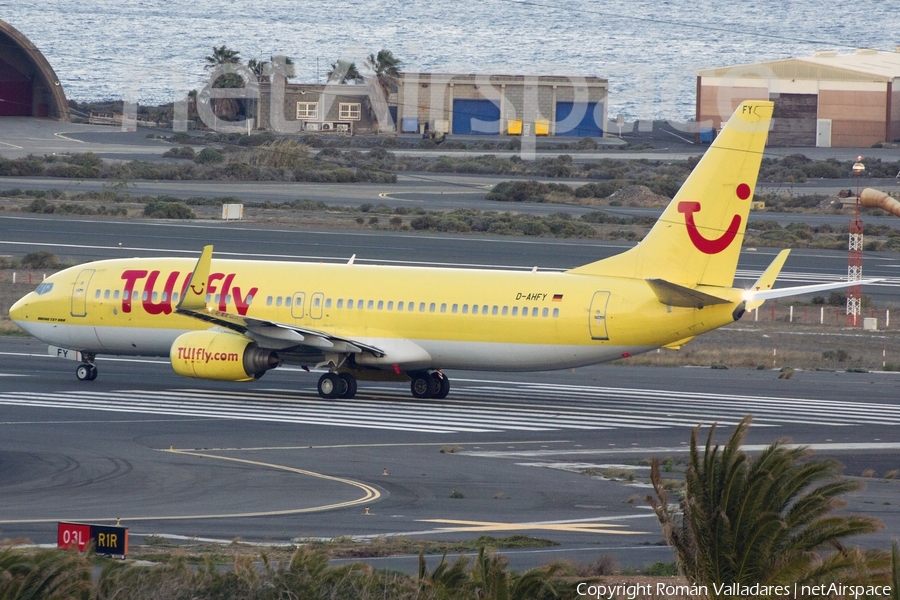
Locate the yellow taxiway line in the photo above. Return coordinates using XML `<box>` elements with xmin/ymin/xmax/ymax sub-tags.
<box><xmin>0</xmin><ymin>450</ymin><xmax>380</xmax><ymax>524</ymax></box>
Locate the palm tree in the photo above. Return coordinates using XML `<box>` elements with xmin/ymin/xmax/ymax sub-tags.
<box><xmin>0</xmin><ymin>547</ymin><xmax>92</xmax><ymax>600</ymax></box>
<box><xmin>248</xmin><ymin>56</ymin><xmax>295</xmax><ymax>82</ymax></box>
<box><xmin>326</xmin><ymin>59</ymin><xmax>363</xmax><ymax>84</ymax></box>
<box><xmin>204</xmin><ymin>45</ymin><xmax>241</xmax><ymax>71</ymax></box>
<box><xmin>648</xmin><ymin>416</ymin><xmax>885</xmax><ymax>595</ymax></box>
<box><xmin>247</xmin><ymin>58</ymin><xmax>269</xmax><ymax>81</ymax></box>
<box><xmin>203</xmin><ymin>45</ymin><xmax>243</xmax><ymax>119</ymax></box>
<box><xmin>364</xmin><ymin>49</ymin><xmax>402</xmax><ymax>96</ymax></box>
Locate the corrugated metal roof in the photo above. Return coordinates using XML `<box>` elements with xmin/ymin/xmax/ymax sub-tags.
<box><xmin>697</xmin><ymin>50</ymin><xmax>900</xmax><ymax>81</ymax></box>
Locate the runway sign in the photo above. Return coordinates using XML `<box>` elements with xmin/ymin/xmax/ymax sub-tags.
<box><xmin>57</xmin><ymin>522</ymin><xmax>128</xmax><ymax>556</ymax></box>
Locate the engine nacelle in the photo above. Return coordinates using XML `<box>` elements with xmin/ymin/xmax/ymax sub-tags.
<box><xmin>170</xmin><ymin>330</ymin><xmax>280</xmax><ymax>381</ymax></box>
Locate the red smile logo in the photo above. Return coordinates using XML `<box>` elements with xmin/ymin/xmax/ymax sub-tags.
<box><xmin>678</xmin><ymin>183</ymin><xmax>752</xmax><ymax>255</ymax></box>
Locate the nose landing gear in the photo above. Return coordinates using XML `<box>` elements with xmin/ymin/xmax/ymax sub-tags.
<box><xmin>76</xmin><ymin>363</ymin><xmax>97</xmax><ymax>381</ymax></box>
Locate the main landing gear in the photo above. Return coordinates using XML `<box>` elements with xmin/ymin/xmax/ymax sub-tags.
<box><xmin>317</xmin><ymin>372</ymin><xmax>358</xmax><ymax>400</ymax></box>
<box><xmin>410</xmin><ymin>371</ymin><xmax>450</xmax><ymax>399</ymax></box>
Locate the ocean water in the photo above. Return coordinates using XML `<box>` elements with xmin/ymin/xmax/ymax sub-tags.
<box><xmin>2</xmin><ymin>0</ymin><xmax>898</xmax><ymax>120</ymax></box>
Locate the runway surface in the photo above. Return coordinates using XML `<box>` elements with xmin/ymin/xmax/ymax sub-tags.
<box><xmin>1</xmin><ymin>337</ymin><xmax>899</xmax><ymax>571</ymax></box>
<box><xmin>2</xmin><ymin>214</ymin><xmax>900</xmax><ymax>570</ymax></box>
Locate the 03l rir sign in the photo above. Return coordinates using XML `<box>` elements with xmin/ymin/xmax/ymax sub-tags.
<box><xmin>58</xmin><ymin>522</ymin><xmax>128</xmax><ymax>556</ymax></box>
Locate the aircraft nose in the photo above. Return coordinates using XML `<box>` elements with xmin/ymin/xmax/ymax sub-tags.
<box><xmin>9</xmin><ymin>294</ymin><xmax>29</xmax><ymax>323</ymax></box>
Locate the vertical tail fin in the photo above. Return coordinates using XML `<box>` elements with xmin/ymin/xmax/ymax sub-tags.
<box><xmin>569</xmin><ymin>101</ymin><xmax>774</xmax><ymax>288</ymax></box>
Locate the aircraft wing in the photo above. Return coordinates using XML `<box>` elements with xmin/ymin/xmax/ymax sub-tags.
<box><xmin>174</xmin><ymin>245</ymin><xmax>385</xmax><ymax>357</ymax></box>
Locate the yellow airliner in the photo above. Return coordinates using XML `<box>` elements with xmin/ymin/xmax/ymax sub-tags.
<box><xmin>8</xmin><ymin>101</ymin><xmax>876</xmax><ymax>399</ymax></box>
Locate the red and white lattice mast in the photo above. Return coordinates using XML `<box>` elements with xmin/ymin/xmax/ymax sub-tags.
<box><xmin>846</xmin><ymin>157</ymin><xmax>865</xmax><ymax>326</ymax></box>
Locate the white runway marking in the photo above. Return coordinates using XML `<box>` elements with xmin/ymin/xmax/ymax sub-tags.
<box><xmin>0</xmin><ymin>380</ymin><xmax>897</xmax><ymax>433</ymax></box>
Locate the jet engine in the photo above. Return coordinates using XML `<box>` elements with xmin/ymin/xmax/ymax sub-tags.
<box><xmin>170</xmin><ymin>330</ymin><xmax>280</xmax><ymax>381</ymax></box>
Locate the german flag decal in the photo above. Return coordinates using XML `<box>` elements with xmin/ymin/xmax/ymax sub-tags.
<box><xmin>552</xmin><ymin>294</ymin><xmax>563</xmax><ymax>301</ymax></box>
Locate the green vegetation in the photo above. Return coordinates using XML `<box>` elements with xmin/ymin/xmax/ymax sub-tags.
<box><xmin>0</xmin><ymin>543</ymin><xmax>578</xmax><ymax>600</ymax></box>
<box><xmin>143</xmin><ymin>200</ymin><xmax>196</xmax><ymax>219</ymax></box>
<box><xmin>648</xmin><ymin>415</ymin><xmax>891</xmax><ymax>594</ymax></box>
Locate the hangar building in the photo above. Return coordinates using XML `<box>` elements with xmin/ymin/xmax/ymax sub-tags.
<box><xmin>0</xmin><ymin>19</ymin><xmax>68</xmax><ymax>120</ymax></box>
<box><xmin>696</xmin><ymin>49</ymin><xmax>900</xmax><ymax>147</ymax></box>
<box><xmin>259</xmin><ymin>72</ymin><xmax>608</xmax><ymax>137</ymax></box>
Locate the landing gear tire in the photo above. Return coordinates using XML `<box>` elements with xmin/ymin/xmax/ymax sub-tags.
<box><xmin>432</xmin><ymin>372</ymin><xmax>450</xmax><ymax>399</ymax></box>
<box><xmin>76</xmin><ymin>364</ymin><xmax>97</xmax><ymax>381</ymax></box>
<box><xmin>317</xmin><ymin>373</ymin><xmax>341</xmax><ymax>399</ymax></box>
<box><xmin>339</xmin><ymin>373</ymin><xmax>357</xmax><ymax>399</ymax></box>
<box><xmin>411</xmin><ymin>373</ymin><xmax>438</xmax><ymax>399</ymax></box>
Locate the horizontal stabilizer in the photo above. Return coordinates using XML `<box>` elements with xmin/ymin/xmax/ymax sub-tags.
<box><xmin>646</xmin><ymin>279</ymin><xmax>731</xmax><ymax>309</ymax></box>
<box><xmin>745</xmin><ymin>249</ymin><xmax>790</xmax><ymax>310</ymax></box>
<box><xmin>743</xmin><ymin>279</ymin><xmax>883</xmax><ymax>303</ymax></box>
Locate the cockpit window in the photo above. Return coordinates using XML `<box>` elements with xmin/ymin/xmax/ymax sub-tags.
<box><xmin>34</xmin><ymin>282</ymin><xmax>54</xmax><ymax>295</ymax></box>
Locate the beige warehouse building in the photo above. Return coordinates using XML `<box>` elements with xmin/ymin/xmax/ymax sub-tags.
<box><xmin>696</xmin><ymin>49</ymin><xmax>900</xmax><ymax>147</ymax></box>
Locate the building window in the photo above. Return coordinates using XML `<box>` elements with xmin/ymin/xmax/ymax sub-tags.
<box><xmin>339</xmin><ymin>103</ymin><xmax>361</xmax><ymax>120</ymax></box>
<box><xmin>296</xmin><ymin>102</ymin><xmax>318</xmax><ymax>119</ymax></box>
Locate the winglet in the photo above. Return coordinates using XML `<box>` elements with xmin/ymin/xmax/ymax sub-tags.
<box><xmin>177</xmin><ymin>245</ymin><xmax>214</xmax><ymax>311</ymax></box>
<box><xmin>745</xmin><ymin>249</ymin><xmax>790</xmax><ymax>311</ymax></box>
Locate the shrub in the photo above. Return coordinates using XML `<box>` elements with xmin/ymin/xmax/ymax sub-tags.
<box><xmin>486</xmin><ymin>180</ymin><xmax>552</xmax><ymax>203</ymax></box>
<box><xmin>194</xmin><ymin>148</ymin><xmax>225</xmax><ymax>164</ymax></box>
<box><xmin>143</xmin><ymin>201</ymin><xmax>196</xmax><ymax>219</ymax></box>
<box><xmin>20</xmin><ymin>251</ymin><xmax>60</xmax><ymax>268</ymax></box>
<box><xmin>162</xmin><ymin>146</ymin><xmax>196</xmax><ymax>159</ymax></box>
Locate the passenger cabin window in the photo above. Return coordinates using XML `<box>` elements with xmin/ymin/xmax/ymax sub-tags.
<box><xmin>542</xmin><ymin>308</ymin><xmax>549</xmax><ymax>317</ymax></box>
<box><xmin>377</xmin><ymin>300</ymin><xmax>384</xmax><ymax>310</ymax></box>
<box><xmin>553</xmin><ymin>308</ymin><xmax>559</xmax><ymax>318</ymax></box>
<box><xmin>325</xmin><ymin>298</ymin><xmax>331</xmax><ymax>308</ymax></box>
<box><xmin>492</xmin><ymin>306</ymin><xmax>498</xmax><ymax>315</ymax></box>
<box><xmin>95</xmin><ymin>289</ymin><xmax>101</xmax><ymax>299</ymax></box>
<box><xmin>267</xmin><ymin>296</ymin><xmax>273</xmax><ymax>306</ymax></box>
<box><xmin>532</xmin><ymin>307</ymin><xmax>538</xmax><ymax>317</ymax></box>
<box><xmin>387</xmin><ymin>301</ymin><xmax>394</xmax><ymax>310</ymax></box>
<box><xmin>502</xmin><ymin>306</ymin><xmax>508</xmax><ymax>316</ymax></box>
<box><xmin>397</xmin><ymin>302</ymin><xmax>403</xmax><ymax>311</ymax></box>
<box><xmin>367</xmin><ymin>300</ymin><xmax>374</xmax><ymax>310</ymax></box>
<box><xmin>347</xmin><ymin>299</ymin><xmax>353</xmax><ymax>309</ymax></box>
<box><xmin>511</xmin><ymin>307</ymin><xmax>518</xmax><ymax>316</ymax></box>
<box><xmin>113</xmin><ymin>290</ymin><xmax>120</xmax><ymax>300</ymax></box>
<box><xmin>104</xmin><ymin>290</ymin><xmax>110</xmax><ymax>300</ymax></box>
<box><xmin>440</xmin><ymin>303</ymin><xmax>446</xmax><ymax>313</ymax></box>
<box><xmin>451</xmin><ymin>304</ymin><xmax>458</xmax><ymax>314</ymax></box>
<box><xmin>462</xmin><ymin>304</ymin><xmax>468</xmax><ymax>314</ymax></box>
<box><xmin>337</xmin><ymin>299</ymin><xmax>344</xmax><ymax>309</ymax></box>
<box><xmin>276</xmin><ymin>297</ymin><xmax>283</xmax><ymax>307</ymax></box>
<box><xmin>286</xmin><ymin>297</ymin><xmax>292</xmax><ymax>307</ymax></box>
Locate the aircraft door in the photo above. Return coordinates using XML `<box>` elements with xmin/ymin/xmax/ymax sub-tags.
<box><xmin>589</xmin><ymin>291</ymin><xmax>610</xmax><ymax>340</ymax></box>
<box><xmin>310</xmin><ymin>292</ymin><xmax>324</xmax><ymax>319</ymax></box>
<box><xmin>71</xmin><ymin>269</ymin><xmax>95</xmax><ymax>317</ymax></box>
<box><xmin>291</xmin><ymin>293</ymin><xmax>305</xmax><ymax>319</ymax></box>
